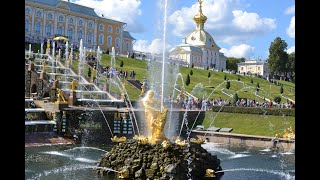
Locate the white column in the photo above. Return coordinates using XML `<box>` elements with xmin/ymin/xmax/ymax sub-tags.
<box><xmin>31</xmin><ymin>8</ymin><xmax>35</xmax><ymax>36</ymax></box>
<box><xmin>53</xmin><ymin>13</ymin><xmax>58</xmax><ymax>36</ymax></box>
<box><xmin>65</xmin><ymin>15</ymin><xmax>68</xmax><ymax>38</ymax></box>
<box><xmin>42</xmin><ymin>10</ymin><xmax>46</xmax><ymax>40</ymax></box>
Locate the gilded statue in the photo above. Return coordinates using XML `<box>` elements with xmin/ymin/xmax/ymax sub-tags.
<box><xmin>141</xmin><ymin>90</ymin><xmax>168</xmax><ymax>143</ymax></box>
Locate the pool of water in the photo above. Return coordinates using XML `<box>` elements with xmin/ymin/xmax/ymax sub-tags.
<box><xmin>25</xmin><ymin>143</ymin><xmax>295</xmax><ymax>180</ymax></box>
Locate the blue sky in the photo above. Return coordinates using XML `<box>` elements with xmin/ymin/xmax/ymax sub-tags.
<box><xmin>72</xmin><ymin>0</ymin><xmax>295</xmax><ymax>59</ymax></box>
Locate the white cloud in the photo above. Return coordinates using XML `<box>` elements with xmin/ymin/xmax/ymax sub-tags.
<box><xmin>286</xmin><ymin>16</ymin><xmax>295</xmax><ymax>38</ymax></box>
<box><xmin>284</xmin><ymin>5</ymin><xmax>295</xmax><ymax>15</ymax></box>
<box><xmin>133</xmin><ymin>38</ymin><xmax>172</xmax><ymax>54</ymax></box>
<box><xmin>287</xmin><ymin>46</ymin><xmax>295</xmax><ymax>54</ymax></box>
<box><xmin>168</xmin><ymin>0</ymin><xmax>276</xmax><ymax>44</ymax></box>
<box><xmin>73</xmin><ymin>0</ymin><xmax>144</xmax><ymax>33</ymax></box>
<box><xmin>232</xmin><ymin>10</ymin><xmax>276</xmax><ymax>32</ymax></box>
<box><xmin>220</xmin><ymin>44</ymin><xmax>255</xmax><ymax>58</ymax></box>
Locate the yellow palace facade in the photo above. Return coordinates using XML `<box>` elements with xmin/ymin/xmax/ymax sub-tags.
<box><xmin>25</xmin><ymin>0</ymin><xmax>135</xmax><ymax>55</ymax></box>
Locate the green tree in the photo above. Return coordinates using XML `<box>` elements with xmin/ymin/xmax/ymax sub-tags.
<box><xmin>280</xmin><ymin>85</ymin><xmax>284</xmax><ymax>94</ymax></box>
<box><xmin>238</xmin><ymin>77</ymin><xmax>240</xmax><ymax>81</ymax></box>
<box><xmin>232</xmin><ymin>93</ymin><xmax>239</xmax><ymax>105</ymax></box>
<box><xmin>226</xmin><ymin>57</ymin><xmax>245</xmax><ymax>72</ymax></box>
<box><xmin>185</xmin><ymin>74</ymin><xmax>190</xmax><ymax>86</ymax></box>
<box><xmin>190</xmin><ymin>69</ymin><xmax>193</xmax><ymax>76</ymax></box>
<box><xmin>120</xmin><ymin>60</ymin><xmax>124</xmax><ymax>67</ymax></box>
<box><xmin>274</xmin><ymin>96</ymin><xmax>281</xmax><ymax>104</ymax></box>
<box><xmin>268</xmin><ymin>37</ymin><xmax>289</xmax><ymax>77</ymax></box>
<box><xmin>256</xmin><ymin>82</ymin><xmax>260</xmax><ymax>91</ymax></box>
<box><xmin>287</xmin><ymin>52</ymin><xmax>295</xmax><ymax>82</ymax></box>
<box><xmin>226</xmin><ymin>80</ymin><xmax>230</xmax><ymax>89</ymax></box>
<box><xmin>208</xmin><ymin>72</ymin><xmax>211</xmax><ymax>78</ymax></box>
<box><xmin>224</xmin><ymin>74</ymin><xmax>227</xmax><ymax>80</ymax></box>
<box><xmin>191</xmin><ymin>63</ymin><xmax>194</xmax><ymax>68</ymax></box>
<box><xmin>251</xmin><ymin>79</ymin><xmax>253</xmax><ymax>83</ymax></box>
<box><xmin>88</xmin><ymin>68</ymin><xmax>92</xmax><ymax>78</ymax></box>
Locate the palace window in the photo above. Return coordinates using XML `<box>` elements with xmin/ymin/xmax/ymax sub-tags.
<box><xmin>258</xmin><ymin>67</ymin><xmax>260</xmax><ymax>71</ymax></box>
<box><xmin>36</xmin><ymin>11</ymin><xmax>41</xmax><ymax>17</ymax></box>
<box><xmin>99</xmin><ymin>24</ymin><xmax>104</xmax><ymax>31</ymax></box>
<box><xmin>46</xmin><ymin>23</ymin><xmax>52</xmax><ymax>36</ymax></box>
<box><xmin>79</xmin><ymin>20</ymin><xmax>83</xmax><ymax>26</ymax></box>
<box><xmin>57</xmin><ymin>26</ymin><xmax>64</xmax><ymax>36</ymax></box>
<box><xmin>115</xmin><ymin>37</ymin><xmax>120</xmax><ymax>48</ymax></box>
<box><xmin>116</xmin><ymin>27</ymin><xmax>120</xmax><ymax>34</ymax></box>
<box><xmin>35</xmin><ymin>21</ymin><xmax>42</xmax><ymax>34</ymax></box>
<box><xmin>58</xmin><ymin>15</ymin><xmax>64</xmax><ymax>22</ymax></box>
<box><xmin>25</xmin><ymin>8</ymin><xmax>31</xmax><ymax>15</ymax></box>
<box><xmin>78</xmin><ymin>30</ymin><xmax>83</xmax><ymax>41</ymax></box>
<box><xmin>108</xmin><ymin>25</ymin><xmax>112</xmax><ymax>33</ymax></box>
<box><xmin>48</xmin><ymin>13</ymin><xmax>53</xmax><ymax>20</ymax></box>
<box><xmin>126</xmin><ymin>42</ymin><xmax>129</xmax><ymax>50</ymax></box>
<box><xmin>88</xmin><ymin>22</ymin><xmax>93</xmax><ymax>28</ymax></box>
<box><xmin>99</xmin><ymin>33</ymin><xmax>104</xmax><ymax>45</ymax></box>
<box><xmin>25</xmin><ymin>19</ymin><xmax>30</xmax><ymax>32</ymax></box>
<box><xmin>107</xmin><ymin>35</ymin><xmax>112</xmax><ymax>46</ymax></box>
<box><xmin>113</xmin><ymin>120</ymin><xmax>121</xmax><ymax>134</ymax></box>
<box><xmin>69</xmin><ymin>17</ymin><xmax>74</xmax><ymax>24</ymax></box>
<box><xmin>241</xmin><ymin>67</ymin><xmax>243</xmax><ymax>71</ymax></box>
<box><xmin>68</xmin><ymin>28</ymin><xmax>74</xmax><ymax>40</ymax></box>
<box><xmin>88</xmin><ymin>32</ymin><xmax>93</xmax><ymax>44</ymax></box>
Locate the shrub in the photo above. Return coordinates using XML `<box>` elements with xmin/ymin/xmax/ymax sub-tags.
<box><xmin>208</xmin><ymin>72</ymin><xmax>211</xmax><ymax>78</ymax></box>
<box><xmin>185</xmin><ymin>74</ymin><xmax>190</xmax><ymax>86</ymax></box>
<box><xmin>280</xmin><ymin>86</ymin><xmax>284</xmax><ymax>94</ymax></box>
<box><xmin>120</xmin><ymin>60</ymin><xmax>124</xmax><ymax>67</ymax></box>
<box><xmin>274</xmin><ymin>96</ymin><xmax>281</xmax><ymax>104</ymax></box>
<box><xmin>251</xmin><ymin>79</ymin><xmax>253</xmax><ymax>83</ymax></box>
<box><xmin>238</xmin><ymin>77</ymin><xmax>240</xmax><ymax>81</ymax></box>
<box><xmin>224</xmin><ymin>74</ymin><xmax>227</xmax><ymax>80</ymax></box>
<box><xmin>207</xmin><ymin>66</ymin><xmax>209</xmax><ymax>70</ymax></box>
<box><xmin>226</xmin><ymin>80</ymin><xmax>230</xmax><ymax>89</ymax></box>
<box><xmin>190</xmin><ymin>69</ymin><xmax>193</xmax><ymax>76</ymax></box>
<box><xmin>88</xmin><ymin>68</ymin><xmax>91</xmax><ymax>77</ymax></box>
<box><xmin>232</xmin><ymin>93</ymin><xmax>239</xmax><ymax>105</ymax></box>
<box><xmin>221</xmin><ymin>68</ymin><xmax>224</xmax><ymax>72</ymax></box>
<box><xmin>256</xmin><ymin>82</ymin><xmax>260</xmax><ymax>92</ymax></box>
<box><xmin>191</xmin><ymin>63</ymin><xmax>194</xmax><ymax>68</ymax></box>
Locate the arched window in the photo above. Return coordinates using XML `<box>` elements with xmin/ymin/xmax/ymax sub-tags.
<box><xmin>99</xmin><ymin>24</ymin><xmax>104</xmax><ymax>31</ymax></box>
<box><xmin>35</xmin><ymin>21</ymin><xmax>42</xmax><ymax>34</ymax></box>
<box><xmin>69</xmin><ymin>17</ymin><xmax>74</xmax><ymax>24</ymax></box>
<box><xmin>99</xmin><ymin>33</ymin><xmax>104</xmax><ymax>45</ymax></box>
<box><xmin>58</xmin><ymin>15</ymin><xmax>64</xmax><ymax>22</ymax></box>
<box><xmin>36</xmin><ymin>11</ymin><xmax>41</xmax><ymax>17</ymax></box>
<box><xmin>25</xmin><ymin>8</ymin><xmax>31</xmax><ymax>15</ymax></box>
<box><xmin>78</xmin><ymin>30</ymin><xmax>83</xmax><ymax>41</ymax></box>
<box><xmin>107</xmin><ymin>35</ymin><xmax>112</xmax><ymax>46</ymax></box>
<box><xmin>25</xmin><ymin>19</ymin><xmax>30</xmax><ymax>32</ymax></box>
<box><xmin>126</xmin><ymin>42</ymin><xmax>129</xmax><ymax>50</ymax></box>
<box><xmin>57</xmin><ymin>26</ymin><xmax>64</xmax><ymax>36</ymax></box>
<box><xmin>48</xmin><ymin>13</ymin><xmax>53</xmax><ymax>20</ymax></box>
<box><xmin>79</xmin><ymin>20</ymin><xmax>83</xmax><ymax>26</ymax></box>
<box><xmin>108</xmin><ymin>25</ymin><xmax>112</xmax><ymax>33</ymax></box>
<box><xmin>87</xmin><ymin>32</ymin><xmax>93</xmax><ymax>44</ymax></box>
<box><xmin>115</xmin><ymin>37</ymin><xmax>120</xmax><ymax>48</ymax></box>
<box><xmin>89</xmin><ymin>22</ymin><xmax>93</xmax><ymax>28</ymax></box>
<box><xmin>116</xmin><ymin>27</ymin><xmax>120</xmax><ymax>34</ymax></box>
<box><xmin>68</xmin><ymin>28</ymin><xmax>74</xmax><ymax>40</ymax></box>
<box><xmin>46</xmin><ymin>23</ymin><xmax>52</xmax><ymax>36</ymax></box>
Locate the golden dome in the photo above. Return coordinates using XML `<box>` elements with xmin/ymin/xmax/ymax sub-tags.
<box><xmin>193</xmin><ymin>0</ymin><xmax>207</xmax><ymax>29</ymax></box>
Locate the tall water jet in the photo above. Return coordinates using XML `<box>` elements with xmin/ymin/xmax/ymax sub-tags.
<box><xmin>28</xmin><ymin>44</ymin><xmax>32</xmax><ymax>58</ymax></box>
<box><xmin>111</xmin><ymin>47</ymin><xmax>116</xmax><ymax>68</ymax></box>
<box><xmin>161</xmin><ymin>0</ymin><xmax>168</xmax><ymax>110</ymax></box>
<box><xmin>65</xmin><ymin>41</ymin><xmax>69</xmax><ymax>67</ymax></box>
<box><xmin>40</xmin><ymin>42</ymin><xmax>43</xmax><ymax>59</ymax></box>
<box><xmin>70</xmin><ymin>44</ymin><xmax>73</xmax><ymax>67</ymax></box>
<box><xmin>96</xmin><ymin>46</ymin><xmax>100</xmax><ymax>80</ymax></box>
<box><xmin>52</xmin><ymin>41</ymin><xmax>55</xmax><ymax>60</ymax></box>
<box><xmin>78</xmin><ymin>39</ymin><xmax>83</xmax><ymax>80</ymax></box>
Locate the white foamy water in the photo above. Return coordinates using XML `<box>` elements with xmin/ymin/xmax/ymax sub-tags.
<box><xmin>280</xmin><ymin>152</ymin><xmax>294</xmax><ymax>155</ymax></box>
<box><xmin>64</xmin><ymin>146</ymin><xmax>108</xmax><ymax>153</ymax></box>
<box><xmin>201</xmin><ymin>142</ymin><xmax>236</xmax><ymax>155</ymax></box>
<box><xmin>42</xmin><ymin>151</ymin><xmax>73</xmax><ymax>158</ymax></box>
<box><xmin>260</xmin><ymin>148</ymin><xmax>272</xmax><ymax>152</ymax></box>
<box><xmin>74</xmin><ymin>157</ymin><xmax>97</xmax><ymax>163</ymax></box>
<box><xmin>228</xmin><ymin>154</ymin><xmax>251</xmax><ymax>159</ymax></box>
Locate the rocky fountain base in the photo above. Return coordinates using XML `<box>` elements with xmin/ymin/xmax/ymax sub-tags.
<box><xmin>96</xmin><ymin>138</ymin><xmax>223</xmax><ymax>179</ymax></box>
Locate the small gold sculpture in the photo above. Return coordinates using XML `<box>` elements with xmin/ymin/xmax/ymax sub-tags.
<box><xmin>141</xmin><ymin>90</ymin><xmax>168</xmax><ymax>143</ymax></box>
<box><xmin>118</xmin><ymin>168</ymin><xmax>129</xmax><ymax>179</ymax></box>
<box><xmin>175</xmin><ymin>137</ymin><xmax>187</xmax><ymax>147</ymax></box>
<box><xmin>282</xmin><ymin>126</ymin><xmax>295</xmax><ymax>140</ymax></box>
<box><xmin>140</xmin><ymin>83</ymin><xmax>145</xmax><ymax>96</ymax></box>
<box><xmin>133</xmin><ymin>135</ymin><xmax>149</xmax><ymax>145</ymax></box>
<box><xmin>111</xmin><ymin>135</ymin><xmax>127</xmax><ymax>143</ymax></box>
<box><xmin>71</xmin><ymin>80</ymin><xmax>78</xmax><ymax>91</ymax></box>
<box><xmin>204</xmin><ymin>168</ymin><xmax>216</xmax><ymax>177</ymax></box>
<box><xmin>190</xmin><ymin>137</ymin><xmax>205</xmax><ymax>144</ymax></box>
<box><xmin>56</xmin><ymin>88</ymin><xmax>68</xmax><ymax>104</ymax></box>
<box><xmin>161</xmin><ymin>140</ymin><xmax>171</xmax><ymax>149</ymax></box>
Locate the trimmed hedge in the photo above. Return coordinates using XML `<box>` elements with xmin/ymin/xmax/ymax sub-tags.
<box><xmin>211</xmin><ymin>106</ymin><xmax>295</xmax><ymax>117</ymax></box>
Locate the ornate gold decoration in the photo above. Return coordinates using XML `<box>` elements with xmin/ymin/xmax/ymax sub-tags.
<box><xmin>111</xmin><ymin>135</ymin><xmax>127</xmax><ymax>143</ymax></box>
<box><xmin>133</xmin><ymin>135</ymin><xmax>149</xmax><ymax>145</ymax></box>
<box><xmin>118</xmin><ymin>168</ymin><xmax>129</xmax><ymax>179</ymax></box>
<box><xmin>205</xmin><ymin>169</ymin><xmax>216</xmax><ymax>177</ymax></box>
<box><xmin>47</xmin><ymin>39</ymin><xmax>50</xmax><ymax>49</ymax></box>
<box><xmin>161</xmin><ymin>140</ymin><xmax>171</xmax><ymax>149</ymax></box>
<box><xmin>140</xmin><ymin>83</ymin><xmax>145</xmax><ymax>96</ymax></box>
<box><xmin>71</xmin><ymin>80</ymin><xmax>78</xmax><ymax>91</ymax></box>
<box><xmin>193</xmin><ymin>0</ymin><xmax>207</xmax><ymax>29</ymax></box>
<box><xmin>282</xmin><ymin>126</ymin><xmax>295</xmax><ymax>140</ymax></box>
<box><xmin>141</xmin><ymin>90</ymin><xmax>168</xmax><ymax>143</ymax></box>
<box><xmin>56</xmin><ymin>88</ymin><xmax>68</xmax><ymax>104</ymax></box>
<box><xmin>190</xmin><ymin>137</ymin><xmax>205</xmax><ymax>144</ymax></box>
<box><xmin>174</xmin><ymin>137</ymin><xmax>187</xmax><ymax>147</ymax></box>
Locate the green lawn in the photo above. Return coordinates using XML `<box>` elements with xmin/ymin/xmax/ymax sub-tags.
<box><xmin>201</xmin><ymin>111</ymin><xmax>295</xmax><ymax>137</ymax></box>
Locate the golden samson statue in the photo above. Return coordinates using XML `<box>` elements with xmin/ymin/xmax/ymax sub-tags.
<box><xmin>141</xmin><ymin>90</ymin><xmax>168</xmax><ymax>143</ymax></box>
